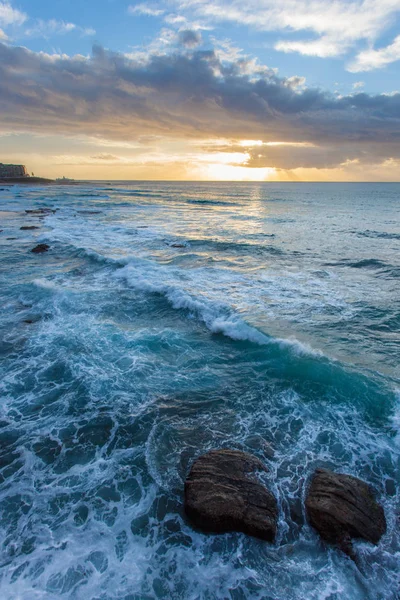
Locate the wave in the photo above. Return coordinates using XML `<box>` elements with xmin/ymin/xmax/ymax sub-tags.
<box><xmin>19</xmin><ymin>229</ymin><xmax>323</xmax><ymax>361</ymax></box>
<box><xmin>324</xmin><ymin>258</ymin><xmax>391</xmax><ymax>270</ymax></box>
<box><xmin>77</xmin><ymin>210</ymin><xmax>104</xmax><ymax>215</ymax></box>
<box><xmin>186</xmin><ymin>199</ymin><xmax>237</xmax><ymax>206</ymax></box>
<box><xmin>323</xmin><ymin>258</ymin><xmax>400</xmax><ymax>278</ymax></box>
<box><xmin>109</xmin><ymin>190</ymin><xmax>166</xmax><ymax>198</ymax></box>
<box><xmin>355</xmin><ymin>230</ymin><xmax>400</xmax><ymax>241</ymax></box>
<box><xmin>186</xmin><ymin>238</ymin><xmax>285</xmax><ymax>256</ymax></box>
<box><xmin>34</xmin><ymin>236</ymin><xmax>130</xmax><ymax>269</ymax></box>
<box><xmin>109</xmin><ymin>258</ymin><xmax>394</xmax><ymax>424</ymax></box>
<box><xmin>113</xmin><ymin>260</ymin><xmax>321</xmax><ymax>358</ymax></box>
<box><xmin>159</xmin><ymin>236</ymin><xmax>285</xmax><ymax>256</ymax></box>
<box><xmin>376</xmin><ymin>267</ymin><xmax>400</xmax><ymax>279</ymax></box>
<box><xmin>50</xmin><ymin>192</ymin><xmax>110</xmax><ymax>199</ymax></box>
<box><xmin>348</xmin><ymin>259</ymin><xmax>389</xmax><ymax>269</ymax></box>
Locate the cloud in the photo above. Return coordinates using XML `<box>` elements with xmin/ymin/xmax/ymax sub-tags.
<box><xmin>285</xmin><ymin>75</ymin><xmax>306</xmax><ymax>89</ymax></box>
<box><xmin>168</xmin><ymin>0</ymin><xmax>400</xmax><ymax>64</ymax></box>
<box><xmin>90</xmin><ymin>153</ymin><xmax>120</xmax><ymax>161</ymax></box>
<box><xmin>0</xmin><ymin>41</ymin><xmax>399</xmax><ymax>172</ymax></box>
<box><xmin>275</xmin><ymin>38</ymin><xmax>344</xmax><ymax>58</ymax></box>
<box><xmin>25</xmin><ymin>19</ymin><xmax>95</xmax><ymax>38</ymax></box>
<box><xmin>349</xmin><ymin>35</ymin><xmax>400</xmax><ymax>72</ymax></box>
<box><xmin>164</xmin><ymin>14</ymin><xmax>188</xmax><ymax>26</ymax></box>
<box><xmin>242</xmin><ymin>141</ymin><xmax>400</xmax><ymax>170</ymax></box>
<box><xmin>177</xmin><ymin>29</ymin><xmax>202</xmax><ymax>47</ymax></box>
<box><xmin>0</xmin><ymin>27</ymin><xmax>7</xmax><ymax>40</ymax></box>
<box><xmin>128</xmin><ymin>4</ymin><xmax>165</xmax><ymax>17</ymax></box>
<box><xmin>0</xmin><ymin>1</ymin><xmax>27</xmax><ymax>27</ymax></box>
<box><xmin>352</xmin><ymin>81</ymin><xmax>365</xmax><ymax>89</ymax></box>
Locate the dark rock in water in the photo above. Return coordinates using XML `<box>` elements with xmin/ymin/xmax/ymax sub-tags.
<box><xmin>31</xmin><ymin>243</ymin><xmax>50</xmax><ymax>254</ymax></box>
<box><xmin>6</xmin><ymin>237</ymin><xmax>17</xmax><ymax>240</ymax></box>
<box><xmin>25</xmin><ymin>208</ymin><xmax>56</xmax><ymax>215</ymax></box>
<box><xmin>245</xmin><ymin>435</ymin><xmax>274</xmax><ymax>459</ymax></box>
<box><xmin>24</xmin><ymin>315</ymin><xmax>41</xmax><ymax>324</ymax></box>
<box><xmin>305</xmin><ymin>468</ymin><xmax>386</xmax><ymax>558</ymax></box>
<box><xmin>20</xmin><ymin>225</ymin><xmax>40</xmax><ymax>230</ymax></box>
<box><xmin>171</xmin><ymin>243</ymin><xmax>186</xmax><ymax>248</ymax></box>
<box><xmin>184</xmin><ymin>449</ymin><xmax>278</xmax><ymax>541</ymax></box>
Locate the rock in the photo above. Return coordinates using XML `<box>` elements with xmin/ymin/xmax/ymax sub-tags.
<box><xmin>184</xmin><ymin>449</ymin><xmax>278</xmax><ymax>541</ymax></box>
<box><xmin>31</xmin><ymin>243</ymin><xmax>50</xmax><ymax>254</ymax></box>
<box><xmin>25</xmin><ymin>208</ymin><xmax>56</xmax><ymax>215</ymax></box>
<box><xmin>20</xmin><ymin>226</ymin><xmax>39</xmax><ymax>230</ymax></box>
<box><xmin>245</xmin><ymin>435</ymin><xmax>274</xmax><ymax>459</ymax></box>
<box><xmin>171</xmin><ymin>243</ymin><xmax>186</xmax><ymax>248</ymax></box>
<box><xmin>305</xmin><ymin>468</ymin><xmax>386</xmax><ymax>558</ymax></box>
<box><xmin>24</xmin><ymin>314</ymin><xmax>41</xmax><ymax>324</ymax></box>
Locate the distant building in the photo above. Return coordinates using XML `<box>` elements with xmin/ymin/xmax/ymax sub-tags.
<box><xmin>0</xmin><ymin>163</ymin><xmax>29</xmax><ymax>178</ymax></box>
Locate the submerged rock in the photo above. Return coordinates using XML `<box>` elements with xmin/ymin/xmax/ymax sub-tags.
<box><xmin>25</xmin><ymin>208</ymin><xmax>56</xmax><ymax>215</ymax></box>
<box><xmin>245</xmin><ymin>435</ymin><xmax>274</xmax><ymax>460</ymax></box>
<box><xmin>20</xmin><ymin>225</ymin><xmax>39</xmax><ymax>230</ymax></box>
<box><xmin>184</xmin><ymin>449</ymin><xmax>278</xmax><ymax>541</ymax></box>
<box><xmin>24</xmin><ymin>315</ymin><xmax>41</xmax><ymax>324</ymax></box>
<box><xmin>305</xmin><ymin>468</ymin><xmax>386</xmax><ymax>558</ymax></box>
<box><xmin>31</xmin><ymin>243</ymin><xmax>50</xmax><ymax>254</ymax></box>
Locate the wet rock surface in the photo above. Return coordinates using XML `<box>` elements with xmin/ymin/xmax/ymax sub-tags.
<box><xmin>31</xmin><ymin>243</ymin><xmax>50</xmax><ymax>253</ymax></box>
<box><xmin>305</xmin><ymin>468</ymin><xmax>386</xmax><ymax>558</ymax></box>
<box><xmin>184</xmin><ymin>449</ymin><xmax>278</xmax><ymax>541</ymax></box>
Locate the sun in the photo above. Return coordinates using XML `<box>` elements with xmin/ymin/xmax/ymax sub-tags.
<box><xmin>199</xmin><ymin>163</ymin><xmax>277</xmax><ymax>181</ymax></box>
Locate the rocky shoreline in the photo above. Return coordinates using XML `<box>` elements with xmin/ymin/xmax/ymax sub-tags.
<box><xmin>0</xmin><ymin>177</ymin><xmax>80</xmax><ymax>185</ymax></box>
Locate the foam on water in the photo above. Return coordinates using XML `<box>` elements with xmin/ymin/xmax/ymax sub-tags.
<box><xmin>0</xmin><ymin>182</ymin><xmax>399</xmax><ymax>599</ymax></box>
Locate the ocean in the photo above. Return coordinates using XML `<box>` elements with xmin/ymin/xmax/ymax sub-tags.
<box><xmin>0</xmin><ymin>181</ymin><xmax>399</xmax><ymax>599</ymax></box>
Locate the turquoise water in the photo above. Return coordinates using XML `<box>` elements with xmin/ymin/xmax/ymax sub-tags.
<box><xmin>0</xmin><ymin>182</ymin><xmax>399</xmax><ymax>599</ymax></box>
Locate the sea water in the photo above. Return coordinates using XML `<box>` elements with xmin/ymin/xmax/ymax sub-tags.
<box><xmin>0</xmin><ymin>181</ymin><xmax>399</xmax><ymax>599</ymax></box>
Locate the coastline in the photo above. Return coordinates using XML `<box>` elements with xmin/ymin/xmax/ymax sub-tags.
<box><xmin>0</xmin><ymin>177</ymin><xmax>79</xmax><ymax>185</ymax></box>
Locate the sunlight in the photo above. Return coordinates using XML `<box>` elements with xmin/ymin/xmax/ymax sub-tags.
<box><xmin>239</xmin><ymin>140</ymin><xmax>264</xmax><ymax>147</ymax></box>
<box><xmin>199</xmin><ymin>163</ymin><xmax>277</xmax><ymax>181</ymax></box>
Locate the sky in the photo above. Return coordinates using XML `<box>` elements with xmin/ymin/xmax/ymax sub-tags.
<box><xmin>0</xmin><ymin>0</ymin><xmax>399</xmax><ymax>181</ymax></box>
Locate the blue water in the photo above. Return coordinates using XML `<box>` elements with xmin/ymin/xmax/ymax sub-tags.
<box><xmin>0</xmin><ymin>182</ymin><xmax>399</xmax><ymax>599</ymax></box>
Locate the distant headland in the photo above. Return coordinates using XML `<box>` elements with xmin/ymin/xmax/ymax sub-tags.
<box><xmin>0</xmin><ymin>162</ymin><xmax>77</xmax><ymax>185</ymax></box>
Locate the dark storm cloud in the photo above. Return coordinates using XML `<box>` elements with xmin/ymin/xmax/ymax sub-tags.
<box><xmin>177</xmin><ymin>29</ymin><xmax>202</xmax><ymax>47</ymax></box>
<box><xmin>0</xmin><ymin>41</ymin><xmax>399</xmax><ymax>168</ymax></box>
